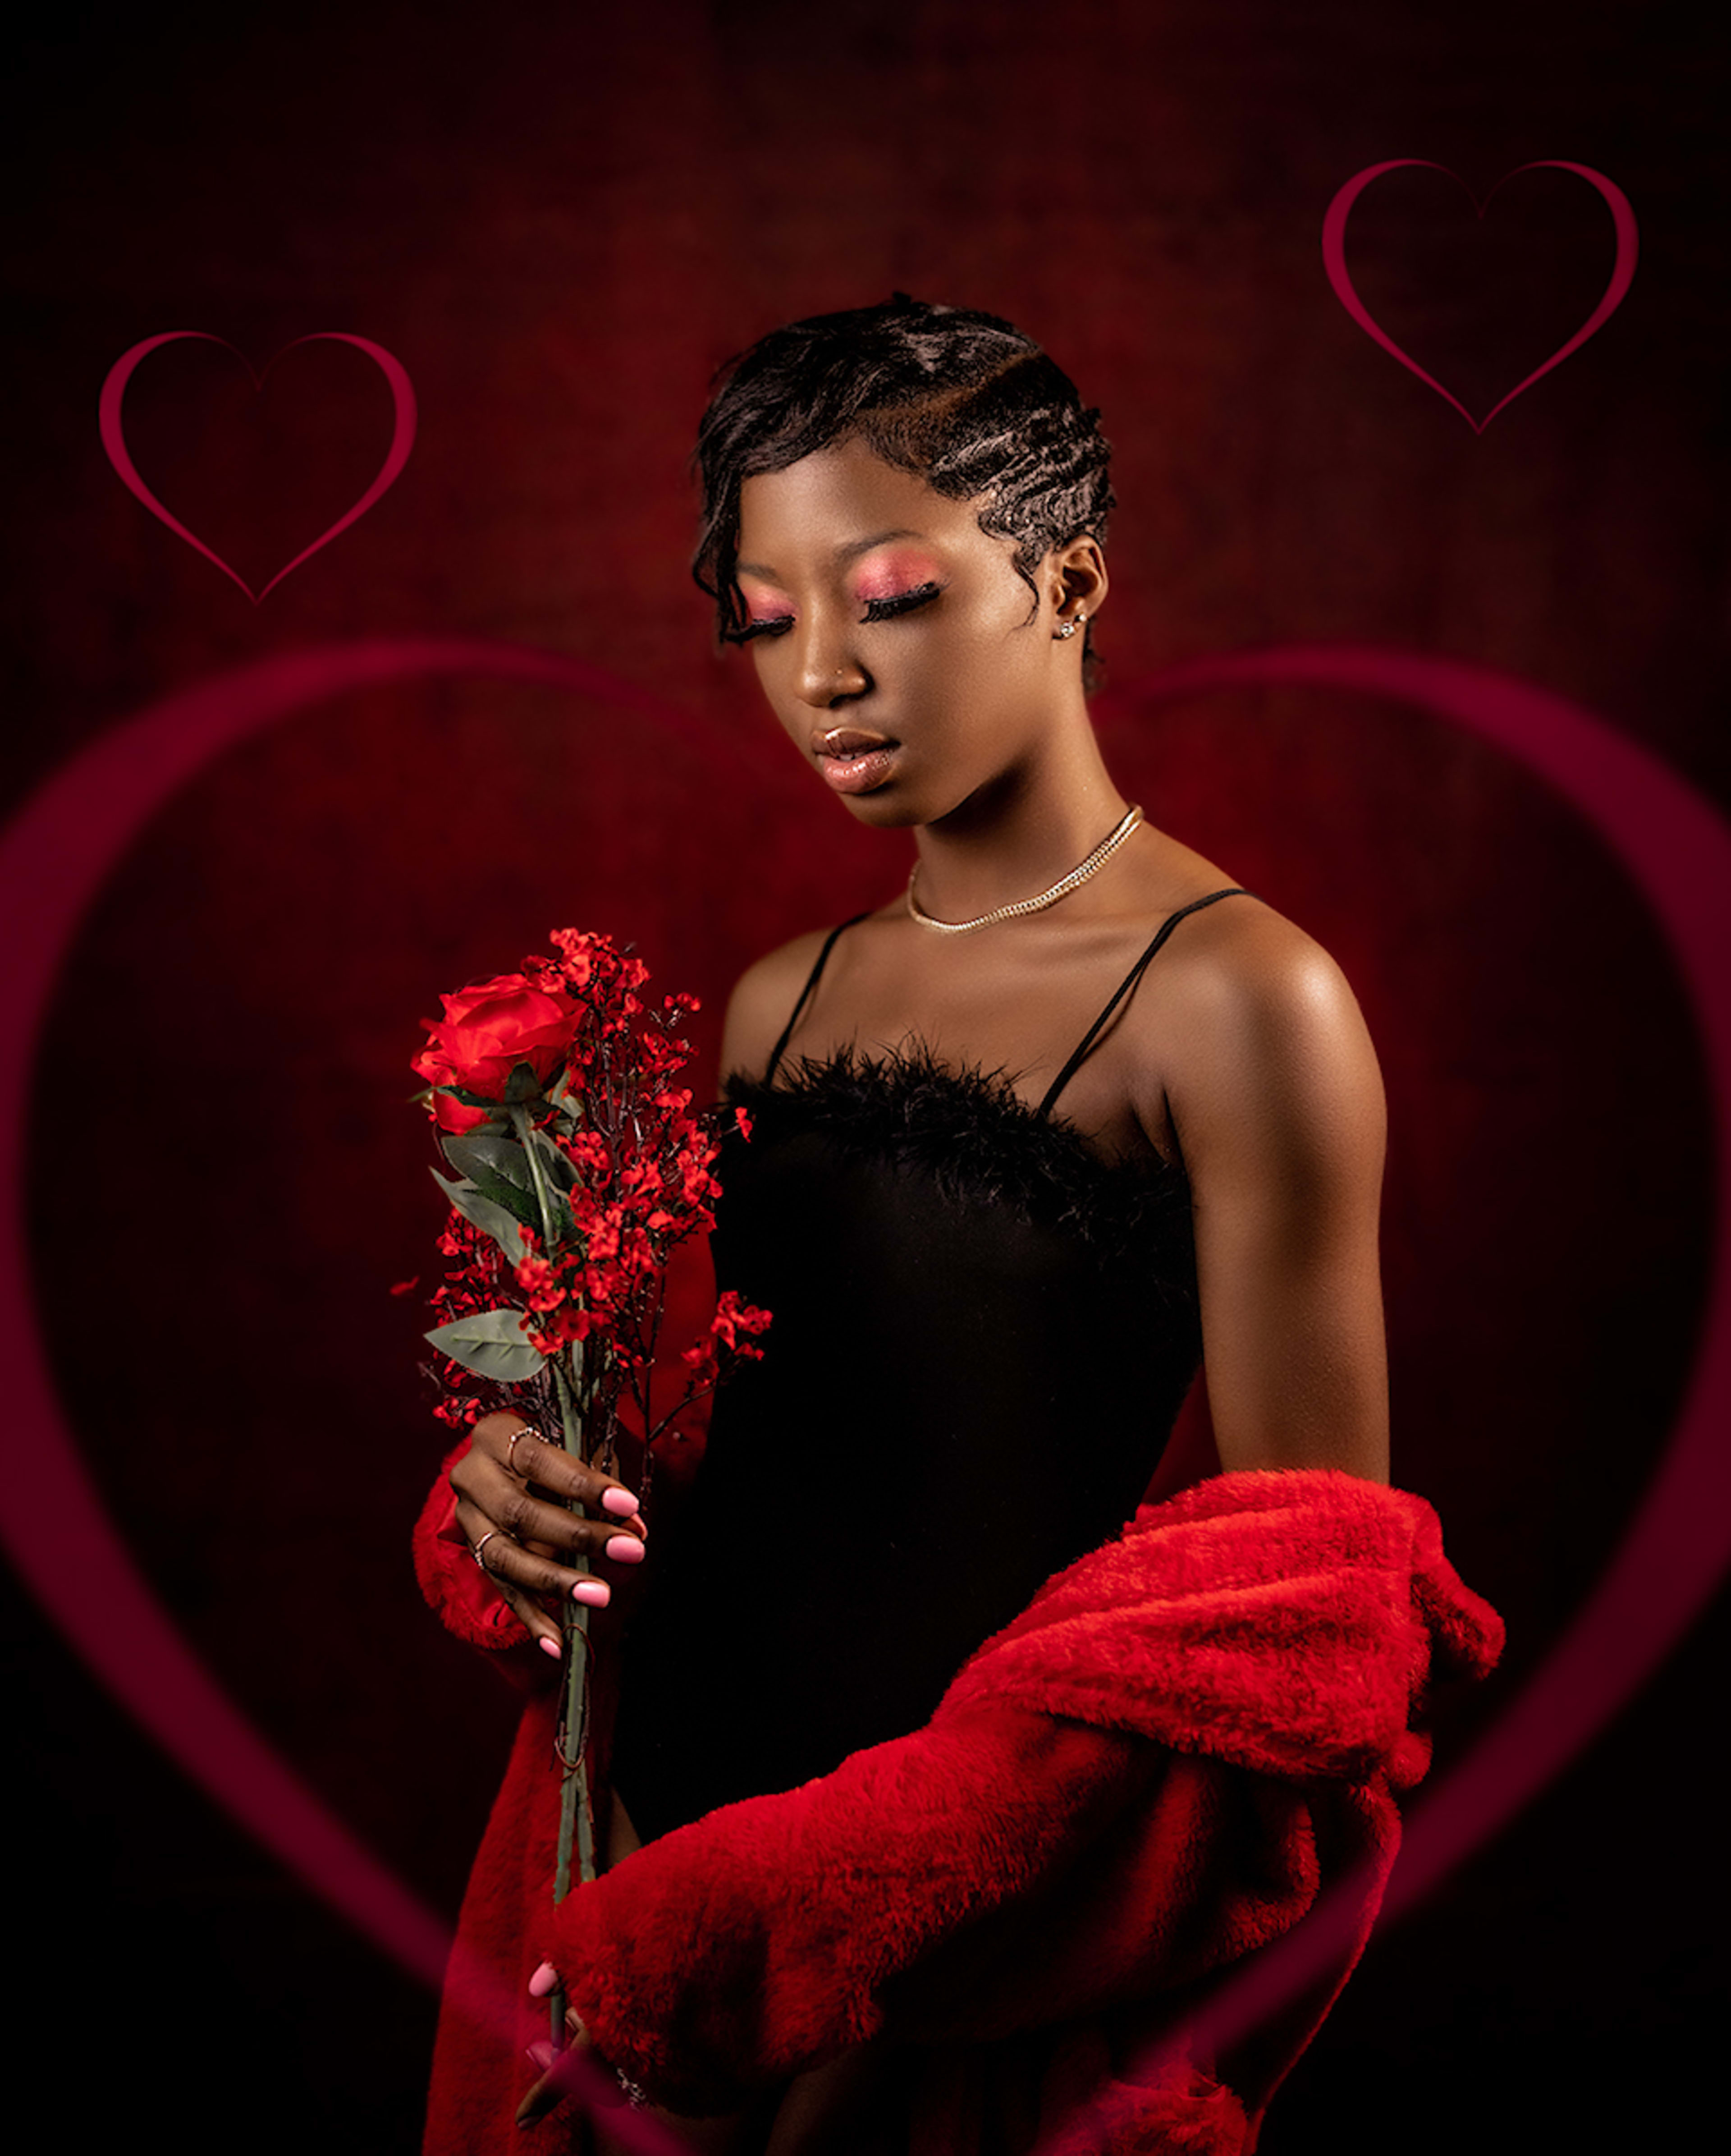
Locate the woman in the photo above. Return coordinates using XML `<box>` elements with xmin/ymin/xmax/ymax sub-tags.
<box><xmin>413</xmin><ymin>296</ymin><xmax>1500</xmax><ymax>2156</ymax></box>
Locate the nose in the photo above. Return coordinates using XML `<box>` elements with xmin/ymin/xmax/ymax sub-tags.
<box><xmin>791</xmin><ymin>610</ymin><xmax>870</xmax><ymax>709</ymax></box>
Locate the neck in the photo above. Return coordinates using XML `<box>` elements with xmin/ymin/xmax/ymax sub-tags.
<box><xmin>911</xmin><ymin>720</ymin><xmax>1131</xmax><ymax>924</ymax></box>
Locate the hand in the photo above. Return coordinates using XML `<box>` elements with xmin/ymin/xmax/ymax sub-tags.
<box><xmin>451</xmin><ymin>1412</ymin><xmax>648</xmax><ymax>1653</ymax></box>
<box><xmin>516</xmin><ymin>1970</ymin><xmax>642</xmax><ymax>2133</ymax></box>
<box><xmin>518</xmin><ymin>1962</ymin><xmax>778</xmax><ymax>2153</ymax></box>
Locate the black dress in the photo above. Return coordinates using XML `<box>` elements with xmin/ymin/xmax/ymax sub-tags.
<box><xmin>608</xmin><ymin>887</ymin><xmax>1256</xmax><ymax>1846</ymax></box>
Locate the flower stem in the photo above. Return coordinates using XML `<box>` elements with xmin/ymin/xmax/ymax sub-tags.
<box><xmin>550</xmin><ymin>1351</ymin><xmax>595</xmax><ymax>1900</ymax></box>
<box><xmin>508</xmin><ymin>1105</ymin><xmax>599</xmax><ymax>1912</ymax></box>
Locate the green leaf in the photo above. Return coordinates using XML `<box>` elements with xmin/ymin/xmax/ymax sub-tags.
<box><xmin>529</xmin><ymin>1123</ymin><xmax>579</xmax><ymax>1192</ymax></box>
<box><xmin>424</xmin><ymin>1306</ymin><xmax>543</xmax><ymax>1381</ymax></box>
<box><xmin>546</xmin><ymin>1070</ymin><xmax>595</xmax><ymax>1124</ymax></box>
<box><xmin>440</xmin><ymin>1138</ymin><xmax>544</xmax><ymax>1220</ymax></box>
<box><xmin>430</xmin><ymin>1168</ymin><xmax>536</xmax><ymax>1261</ymax></box>
<box><xmin>504</xmin><ymin>1060</ymin><xmax>547</xmax><ymax>1106</ymax></box>
<box><xmin>442</xmin><ymin>1132</ymin><xmax>534</xmax><ymax>1192</ymax></box>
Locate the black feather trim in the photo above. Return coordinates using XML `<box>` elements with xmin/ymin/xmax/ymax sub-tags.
<box><xmin>723</xmin><ymin>1041</ymin><xmax>1198</xmax><ymax>1280</ymax></box>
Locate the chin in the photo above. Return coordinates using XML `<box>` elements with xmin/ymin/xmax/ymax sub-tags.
<box><xmin>831</xmin><ymin>780</ymin><xmax>931</xmax><ymax>832</ymax></box>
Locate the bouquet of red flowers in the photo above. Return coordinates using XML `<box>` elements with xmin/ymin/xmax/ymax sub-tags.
<box><xmin>410</xmin><ymin>927</ymin><xmax>769</xmax><ymax>1923</ymax></box>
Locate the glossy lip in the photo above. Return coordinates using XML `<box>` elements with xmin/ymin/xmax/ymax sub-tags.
<box><xmin>811</xmin><ymin>725</ymin><xmax>903</xmax><ymax>797</ymax></box>
<box><xmin>819</xmin><ymin>744</ymin><xmax>900</xmax><ymax>795</ymax></box>
<box><xmin>811</xmin><ymin>725</ymin><xmax>898</xmax><ymax>759</ymax></box>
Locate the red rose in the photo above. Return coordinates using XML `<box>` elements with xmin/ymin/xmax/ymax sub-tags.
<box><xmin>413</xmin><ymin>1042</ymin><xmax>496</xmax><ymax>1133</ymax></box>
<box><xmin>412</xmin><ymin>972</ymin><xmax>582</xmax><ymax>1128</ymax></box>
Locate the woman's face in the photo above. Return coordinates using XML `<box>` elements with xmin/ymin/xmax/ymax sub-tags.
<box><xmin>732</xmin><ymin>439</ymin><xmax>1097</xmax><ymax>828</ymax></box>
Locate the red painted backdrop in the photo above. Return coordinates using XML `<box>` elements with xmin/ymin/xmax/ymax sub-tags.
<box><xmin>4</xmin><ymin>4</ymin><xmax>1726</xmax><ymax>2151</ymax></box>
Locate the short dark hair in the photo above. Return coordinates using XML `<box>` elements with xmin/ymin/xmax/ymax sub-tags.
<box><xmin>691</xmin><ymin>294</ymin><xmax>1115</xmax><ymax>691</ymax></box>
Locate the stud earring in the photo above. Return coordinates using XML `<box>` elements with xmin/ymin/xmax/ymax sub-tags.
<box><xmin>1054</xmin><ymin>612</ymin><xmax>1085</xmax><ymax>642</ymax></box>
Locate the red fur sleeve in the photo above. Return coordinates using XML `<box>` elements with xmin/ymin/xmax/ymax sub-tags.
<box><xmin>533</xmin><ymin>1472</ymin><xmax>1500</xmax><ymax>2121</ymax></box>
<box><xmin>410</xmin><ymin>1433</ymin><xmax>531</xmax><ymax>1652</ymax></box>
<box><xmin>539</xmin><ymin>1704</ymin><xmax>1372</xmax><ymax>2118</ymax></box>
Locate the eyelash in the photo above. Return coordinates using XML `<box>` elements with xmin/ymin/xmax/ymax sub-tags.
<box><xmin>862</xmin><ymin>580</ymin><xmax>943</xmax><ymax>622</ymax></box>
<box><xmin>727</xmin><ymin>581</ymin><xmax>943</xmax><ymax>644</ymax></box>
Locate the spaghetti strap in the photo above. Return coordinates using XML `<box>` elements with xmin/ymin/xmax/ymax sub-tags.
<box><xmin>762</xmin><ymin>913</ymin><xmax>873</xmax><ymax>1086</ymax></box>
<box><xmin>1038</xmin><ymin>887</ymin><xmax>1259</xmax><ymax>1118</ymax></box>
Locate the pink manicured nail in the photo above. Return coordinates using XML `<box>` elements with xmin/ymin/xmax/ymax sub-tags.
<box><xmin>572</xmin><ymin>1578</ymin><xmax>610</xmax><ymax>1606</ymax></box>
<box><xmin>537</xmin><ymin>1635</ymin><xmax>563</xmax><ymax>1659</ymax></box>
<box><xmin>528</xmin><ymin>1960</ymin><xmax>559</xmax><ymax>1998</ymax></box>
<box><xmin>526</xmin><ymin>2039</ymin><xmax>556</xmax><ymax>2070</ymax></box>
<box><xmin>604</xmin><ymin>1534</ymin><xmax>646</xmax><ymax>1564</ymax></box>
<box><xmin>600</xmin><ymin>1487</ymin><xmax>640</xmax><ymax>1518</ymax></box>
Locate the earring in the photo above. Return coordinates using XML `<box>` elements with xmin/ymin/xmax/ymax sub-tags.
<box><xmin>1054</xmin><ymin>612</ymin><xmax>1085</xmax><ymax>642</ymax></box>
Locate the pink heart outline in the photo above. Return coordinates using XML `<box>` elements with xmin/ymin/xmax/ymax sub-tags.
<box><xmin>98</xmin><ymin>331</ymin><xmax>417</xmax><ymax>601</ymax></box>
<box><xmin>3</xmin><ymin>639</ymin><xmax>1727</xmax><ymax>2152</ymax></box>
<box><xmin>1322</xmin><ymin>160</ymin><xmax>1639</xmax><ymax>431</ymax></box>
<box><xmin>1053</xmin><ymin>643</ymin><xmax>1731</xmax><ymax>2147</ymax></box>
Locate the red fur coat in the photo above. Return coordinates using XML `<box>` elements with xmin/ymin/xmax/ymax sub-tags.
<box><xmin>413</xmin><ymin>1458</ymin><xmax>1502</xmax><ymax>2154</ymax></box>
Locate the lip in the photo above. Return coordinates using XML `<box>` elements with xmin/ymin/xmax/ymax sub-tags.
<box><xmin>812</xmin><ymin>725</ymin><xmax>902</xmax><ymax>796</ymax></box>
<box><xmin>812</xmin><ymin>725</ymin><xmax>897</xmax><ymax>758</ymax></box>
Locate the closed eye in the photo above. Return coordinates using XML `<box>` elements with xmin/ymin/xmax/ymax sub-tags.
<box><xmin>861</xmin><ymin>581</ymin><xmax>942</xmax><ymax>623</ymax></box>
<box><xmin>723</xmin><ymin>579</ymin><xmax>943</xmax><ymax>644</ymax></box>
<box><xmin>724</xmin><ymin>614</ymin><xmax>794</xmax><ymax>646</ymax></box>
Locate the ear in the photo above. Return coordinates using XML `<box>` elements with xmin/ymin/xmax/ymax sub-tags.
<box><xmin>1046</xmin><ymin>536</ymin><xmax>1108</xmax><ymax>633</ymax></box>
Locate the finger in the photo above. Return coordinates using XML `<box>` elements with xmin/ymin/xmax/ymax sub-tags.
<box><xmin>469</xmin><ymin>1413</ymin><xmax>646</xmax><ymax>1522</ymax></box>
<box><xmin>453</xmin><ymin>1482</ymin><xmax>647</xmax><ymax>1583</ymax></box>
<box><xmin>499</xmin><ymin>1578</ymin><xmax>575</xmax><ymax>1655</ymax></box>
<box><xmin>453</xmin><ymin>1455</ymin><xmax>647</xmax><ymax>1567</ymax></box>
<box><xmin>466</xmin><ymin>1547</ymin><xmax>571</xmax><ymax>1651</ymax></box>
<box><xmin>515</xmin><ymin>2022</ymin><xmax>597</xmax><ymax>2129</ymax></box>
<box><xmin>455</xmin><ymin>1498</ymin><xmax>615</xmax><ymax>1619</ymax></box>
<box><xmin>463</xmin><ymin>1418</ymin><xmax>647</xmax><ymax>1533</ymax></box>
<box><xmin>511</xmin><ymin>1477</ymin><xmax>650</xmax><ymax>1559</ymax></box>
<box><xmin>516</xmin><ymin>2060</ymin><xmax>564</xmax><ymax>2127</ymax></box>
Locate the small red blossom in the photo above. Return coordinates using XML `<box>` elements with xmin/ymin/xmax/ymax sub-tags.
<box><xmin>562</xmin><ymin>1130</ymin><xmax>611</xmax><ymax>1177</ymax></box>
<box><xmin>417</xmin><ymin>925</ymin><xmax>771</xmax><ymax>1542</ymax></box>
<box><xmin>711</xmin><ymin>1289</ymin><xmax>773</xmax><ymax>1353</ymax></box>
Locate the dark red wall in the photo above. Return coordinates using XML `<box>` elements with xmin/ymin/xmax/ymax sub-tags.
<box><xmin>5</xmin><ymin>4</ymin><xmax>1726</xmax><ymax>2150</ymax></box>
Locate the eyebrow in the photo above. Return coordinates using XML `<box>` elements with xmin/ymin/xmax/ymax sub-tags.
<box><xmin>735</xmin><ymin>528</ymin><xmax>929</xmax><ymax>581</ymax></box>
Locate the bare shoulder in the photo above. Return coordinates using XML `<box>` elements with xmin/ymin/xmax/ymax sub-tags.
<box><xmin>1154</xmin><ymin>890</ymin><xmax>1370</xmax><ymax>1041</ymax></box>
<box><xmin>1139</xmin><ymin>891</ymin><xmax>1386</xmax><ymax>1173</ymax></box>
<box><xmin>719</xmin><ymin>926</ymin><xmax>838</xmax><ymax>1087</ymax></box>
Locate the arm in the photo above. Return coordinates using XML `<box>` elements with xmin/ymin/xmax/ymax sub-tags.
<box><xmin>519</xmin><ymin>1463</ymin><xmax>1502</xmax><ymax>2120</ymax></box>
<box><xmin>529</xmin><ymin>1698</ymin><xmax>1337</xmax><ymax>2118</ymax></box>
<box><xmin>1151</xmin><ymin>913</ymin><xmax>1390</xmax><ymax>1480</ymax></box>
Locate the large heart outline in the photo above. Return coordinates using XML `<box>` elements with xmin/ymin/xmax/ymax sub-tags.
<box><xmin>2</xmin><ymin>638</ymin><xmax>1726</xmax><ymax>2153</ymax></box>
<box><xmin>98</xmin><ymin>332</ymin><xmax>417</xmax><ymax>601</ymax></box>
<box><xmin>1322</xmin><ymin>161</ymin><xmax>1639</xmax><ymax>431</ymax></box>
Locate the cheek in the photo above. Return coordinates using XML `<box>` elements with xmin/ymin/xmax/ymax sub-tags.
<box><xmin>749</xmin><ymin>650</ymin><xmax>806</xmax><ymax>732</ymax></box>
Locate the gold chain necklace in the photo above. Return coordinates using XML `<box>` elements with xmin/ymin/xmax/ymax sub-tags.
<box><xmin>905</xmin><ymin>806</ymin><xmax>1146</xmax><ymax>935</ymax></box>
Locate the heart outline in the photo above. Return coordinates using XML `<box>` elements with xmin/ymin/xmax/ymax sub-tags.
<box><xmin>1322</xmin><ymin>160</ymin><xmax>1639</xmax><ymax>431</ymax></box>
<box><xmin>99</xmin><ymin>332</ymin><xmax>417</xmax><ymax>601</ymax></box>
<box><xmin>2</xmin><ymin>638</ymin><xmax>1726</xmax><ymax>2149</ymax></box>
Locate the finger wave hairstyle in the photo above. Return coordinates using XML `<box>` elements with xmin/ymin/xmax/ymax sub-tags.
<box><xmin>691</xmin><ymin>293</ymin><xmax>1116</xmax><ymax>693</ymax></box>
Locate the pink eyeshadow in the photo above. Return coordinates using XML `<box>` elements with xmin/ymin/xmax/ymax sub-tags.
<box><xmin>851</xmin><ymin>550</ymin><xmax>943</xmax><ymax>603</ymax></box>
<box><xmin>737</xmin><ymin>579</ymin><xmax>792</xmax><ymax>624</ymax></box>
